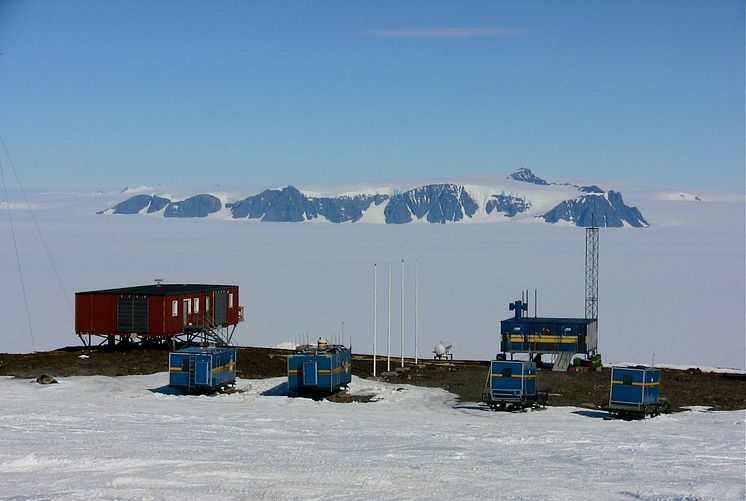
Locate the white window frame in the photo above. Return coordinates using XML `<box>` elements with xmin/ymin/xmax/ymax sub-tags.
<box><xmin>228</xmin><ymin>293</ymin><xmax>234</xmax><ymax>309</ymax></box>
<box><xmin>206</xmin><ymin>296</ymin><xmax>210</xmax><ymax>312</ymax></box>
<box><xmin>171</xmin><ymin>300</ymin><xmax>178</xmax><ymax>317</ymax></box>
<box><xmin>194</xmin><ymin>298</ymin><xmax>200</xmax><ymax>314</ymax></box>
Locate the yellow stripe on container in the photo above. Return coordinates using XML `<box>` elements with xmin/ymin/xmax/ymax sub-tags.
<box><xmin>319</xmin><ymin>366</ymin><xmax>349</xmax><ymax>374</ymax></box>
<box><xmin>170</xmin><ymin>363</ymin><xmax>234</xmax><ymax>373</ymax></box>
<box><xmin>611</xmin><ymin>380</ymin><xmax>660</xmax><ymax>387</ymax></box>
<box><xmin>507</xmin><ymin>335</ymin><xmax>579</xmax><ymax>344</ymax></box>
<box><xmin>212</xmin><ymin>361</ymin><xmax>235</xmax><ymax>373</ymax></box>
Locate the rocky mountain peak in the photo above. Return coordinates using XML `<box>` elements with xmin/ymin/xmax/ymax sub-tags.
<box><xmin>508</xmin><ymin>168</ymin><xmax>549</xmax><ymax>185</ymax></box>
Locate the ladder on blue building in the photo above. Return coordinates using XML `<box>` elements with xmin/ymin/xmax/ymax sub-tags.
<box><xmin>188</xmin><ymin>360</ymin><xmax>196</xmax><ymax>391</ymax></box>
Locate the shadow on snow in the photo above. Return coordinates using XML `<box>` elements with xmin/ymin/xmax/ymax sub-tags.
<box><xmin>572</xmin><ymin>410</ymin><xmax>609</xmax><ymax>419</ymax></box>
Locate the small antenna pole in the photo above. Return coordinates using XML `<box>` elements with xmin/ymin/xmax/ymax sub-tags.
<box><xmin>387</xmin><ymin>262</ymin><xmax>392</xmax><ymax>372</ymax></box>
<box><xmin>534</xmin><ymin>289</ymin><xmax>537</xmax><ymax>318</ymax></box>
<box><xmin>373</xmin><ymin>263</ymin><xmax>377</xmax><ymax>377</ymax></box>
<box><xmin>415</xmin><ymin>261</ymin><xmax>419</xmax><ymax>366</ymax></box>
<box><xmin>401</xmin><ymin>258</ymin><xmax>405</xmax><ymax>368</ymax></box>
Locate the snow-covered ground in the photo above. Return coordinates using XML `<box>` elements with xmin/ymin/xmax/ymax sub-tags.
<box><xmin>0</xmin><ymin>180</ymin><xmax>743</xmax><ymax>370</ymax></box>
<box><xmin>0</xmin><ymin>374</ymin><xmax>743</xmax><ymax>500</ymax></box>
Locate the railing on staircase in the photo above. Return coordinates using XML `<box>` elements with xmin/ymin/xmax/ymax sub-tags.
<box><xmin>183</xmin><ymin>311</ymin><xmax>234</xmax><ymax>347</ymax></box>
<box><xmin>177</xmin><ymin>302</ymin><xmax>244</xmax><ymax>349</ymax></box>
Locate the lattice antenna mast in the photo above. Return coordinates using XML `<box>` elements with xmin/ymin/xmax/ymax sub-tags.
<box><xmin>585</xmin><ymin>217</ymin><xmax>599</xmax><ymax>320</ymax></box>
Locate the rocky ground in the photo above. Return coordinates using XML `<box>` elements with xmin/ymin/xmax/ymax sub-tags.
<box><xmin>1</xmin><ymin>345</ymin><xmax>744</xmax><ymax>412</ymax></box>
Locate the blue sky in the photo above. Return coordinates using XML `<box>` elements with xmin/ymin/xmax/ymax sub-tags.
<box><xmin>0</xmin><ymin>0</ymin><xmax>743</xmax><ymax>189</ymax></box>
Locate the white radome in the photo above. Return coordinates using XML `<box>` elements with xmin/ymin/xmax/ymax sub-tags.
<box><xmin>434</xmin><ymin>343</ymin><xmax>446</xmax><ymax>356</ymax></box>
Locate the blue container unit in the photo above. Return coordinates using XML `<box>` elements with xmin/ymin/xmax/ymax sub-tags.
<box><xmin>606</xmin><ymin>366</ymin><xmax>668</xmax><ymax>419</ymax></box>
<box><xmin>500</xmin><ymin>300</ymin><xmax>598</xmax><ymax>356</ymax></box>
<box><xmin>287</xmin><ymin>341</ymin><xmax>352</xmax><ymax>397</ymax></box>
<box><xmin>169</xmin><ymin>346</ymin><xmax>237</xmax><ymax>394</ymax></box>
<box><xmin>482</xmin><ymin>360</ymin><xmax>547</xmax><ymax>411</ymax></box>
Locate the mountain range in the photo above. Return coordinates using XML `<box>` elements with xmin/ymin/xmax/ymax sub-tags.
<box><xmin>98</xmin><ymin>169</ymin><xmax>649</xmax><ymax>227</ymax></box>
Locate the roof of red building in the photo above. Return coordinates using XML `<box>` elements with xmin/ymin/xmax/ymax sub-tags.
<box><xmin>76</xmin><ymin>284</ymin><xmax>238</xmax><ymax>296</ymax></box>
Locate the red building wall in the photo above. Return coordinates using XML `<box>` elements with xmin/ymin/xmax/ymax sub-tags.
<box><xmin>75</xmin><ymin>286</ymin><xmax>241</xmax><ymax>338</ymax></box>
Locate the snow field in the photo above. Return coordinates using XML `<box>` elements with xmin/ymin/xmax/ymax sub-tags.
<box><xmin>0</xmin><ymin>374</ymin><xmax>743</xmax><ymax>500</ymax></box>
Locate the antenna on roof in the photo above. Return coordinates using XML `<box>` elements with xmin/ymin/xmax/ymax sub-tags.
<box><xmin>154</xmin><ymin>278</ymin><xmax>163</xmax><ymax>286</ymax></box>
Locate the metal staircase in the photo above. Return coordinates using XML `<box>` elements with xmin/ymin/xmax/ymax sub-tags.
<box><xmin>181</xmin><ymin>312</ymin><xmax>235</xmax><ymax>348</ymax></box>
<box><xmin>553</xmin><ymin>352</ymin><xmax>573</xmax><ymax>372</ymax></box>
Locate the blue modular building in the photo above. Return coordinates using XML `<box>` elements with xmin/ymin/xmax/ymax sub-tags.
<box><xmin>287</xmin><ymin>338</ymin><xmax>352</xmax><ymax>397</ymax></box>
<box><xmin>606</xmin><ymin>366</ymin><xmax>668</xmax><ymax>419</ymax></box>
<box><xmin>482</xmin><ymin>360</ymin><xmax>547</xmax><ymax>410</ymax></box>
<box><xmin>500</xmin><ymin>300</ymin><xmax>598</xmax><ymax>357</ymax></box>
<box><xmin>169</xmin><ymin>346</ymin><xmax>237</xmax><ymax>394</ymax></box>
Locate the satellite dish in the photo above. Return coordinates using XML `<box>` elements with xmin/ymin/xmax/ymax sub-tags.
<box><xmin>433</xmin><ymin>342</ymin><xmax>453</xmax><ymax>360</ymax></box>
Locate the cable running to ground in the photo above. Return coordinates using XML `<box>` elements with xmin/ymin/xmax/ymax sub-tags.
<box><xmin>0</xmin><ymin>135</ymin><xmax>73</xmax><ymax>317</ymax></box>
<box><xmin>0</xmin><ymin>156</ymin><xmax>37</xmax><ymax>352</ymax></box>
